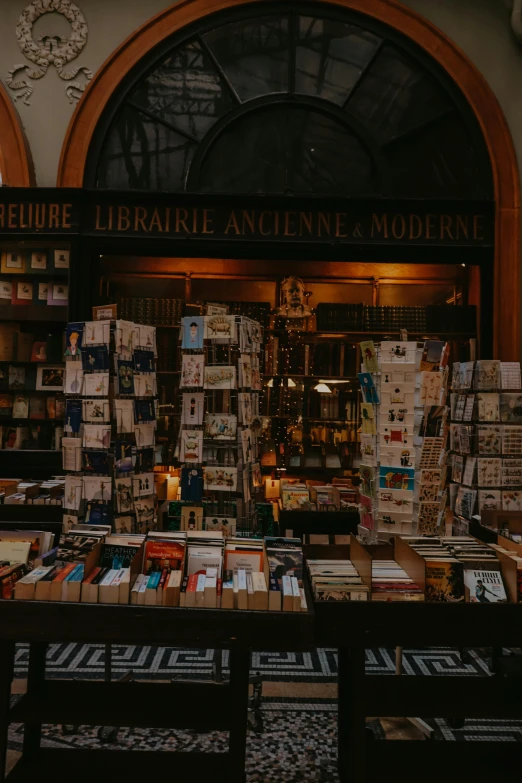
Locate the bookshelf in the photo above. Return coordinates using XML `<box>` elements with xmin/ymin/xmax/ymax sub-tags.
<box><xmin>0</xmin><ymin>244</ymin><xmax>69</xmax><ymax>471</ymax></box>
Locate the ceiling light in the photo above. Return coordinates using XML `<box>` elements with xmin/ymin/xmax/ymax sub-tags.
<box><xmin>314</xmin><ymin>383</ymin><xmax>331</xmax><ymax>393</ymax></box>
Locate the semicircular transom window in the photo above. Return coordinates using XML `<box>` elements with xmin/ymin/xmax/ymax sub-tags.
<box><xmin>91</xmin><ymin>4</ymin><xmax>493</xmax><ymax>198</ymax></box>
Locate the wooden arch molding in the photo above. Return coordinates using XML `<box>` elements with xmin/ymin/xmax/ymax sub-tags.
<box><xmin>57</xmin><ymin>0</ymin><xmax>520</xmax><ymax>360</ymax></box>
<box><xmin>0</xmin><ymin>81</ymin><xmax>34</xmax><ymax>187</ymax></box>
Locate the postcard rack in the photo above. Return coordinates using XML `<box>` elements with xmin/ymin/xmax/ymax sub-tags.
<box><xmin>62</xmin><ymin>318</ymin><xmax>159</xmax><ymax>534</ymax></box>
<box><xmin>173</xmin><ymin>311</ymin><xmax>264</xmax><ymax>535</ymax></box>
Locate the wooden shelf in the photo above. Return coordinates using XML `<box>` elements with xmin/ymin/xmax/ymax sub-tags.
<box><xmin>0</xmin><ymin>305</ymin><xmax>67</xmax><ymax>321</ymax></box>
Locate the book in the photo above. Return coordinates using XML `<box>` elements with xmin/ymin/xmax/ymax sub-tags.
<box><xmin>424</xmin><ymin>559</ymin><xmax>465</xmax><ymax>603</ymax></box>
<box><xmin>98</xmin><ymin>568</ymin><xmax>119</xmax><ymax>604</ymax></box>
<box><xmin>464</xmin><ymin>569</ymin><xmax>508</xmax><ymax>602</ymax></box>
<box><xmin>14</xmin><ymin>566</ymin><xmax>54</xmax><ymax>600</ymax></box>
<box><xmin>143</xmin><ymin>538</ymin><xmax>185</xmax><ymax>574</ymax></box>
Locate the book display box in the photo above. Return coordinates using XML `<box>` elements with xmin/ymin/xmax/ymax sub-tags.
<box><xmin>0</xmin><ymin>244</ymin><xmax>68</xmax><ymax>477</ymax></box>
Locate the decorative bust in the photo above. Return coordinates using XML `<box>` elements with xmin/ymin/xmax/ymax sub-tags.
<box><xmin>276</xmin><ymin>276</ymin><xmax>313</xmax><ymax>318</ymax></box>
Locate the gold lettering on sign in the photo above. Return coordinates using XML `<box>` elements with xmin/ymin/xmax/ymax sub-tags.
<box><xmin>175</xmin><ymin>208</ymin><xmax>190</xmax><ymax>234</ymax></box>
<box><xmin>440</xmin><ymin>215</ymin><xmax>454</xmax><ymax>240</ymax></box>
<box><xmin>284</xmin><ymin>211</ymin><xmax>297</xmax><ymax>237</ymax></box>
<box><xmin>149</xmin><ymin>207</ymin><xmax>163</xmax><ymax>232</ymax></box>
<box><xmin>8</xmin><ymin>204</ymin><xmax>17</xmax><ymax>228</ymax></box>
<box><xmin>299</xmin><ymin>212</ymin><xmax>313</xmax><ymax>236</ymax></box>
<box><xmin>473</xmin><ymin>214</ymin><xmax>484</xmax><ymax>240</ymax></box>
<box><xmin>19</xmin><ymin>204</ymin><xmax>29</xmax><ymax>228</ymax></box>
<box><xmin>318</xmin><ymin>212</ymin><xmax>331</xmax><ymax>237</ymax></box>
<box><xmin>35</xmin><ymin>204</ymin><xmax>46</xmax><ymax>229</ymax></box>
<box><xmin>202</xmin><ymin>208</ymin><xmax>214</xmax><ymax>234</ymax></box>
<box><xmin>117</xmin><ymin>206</ymin><xmax>130</xmax><ymax>232</ymax></box>
<box><xmin>133</xmin><ymin>207</ymin><xmax>147</xmax><ymax>233</ymax></box>
<box><xmin>165</xmin><ymin>207</ymin><xmax>171</xmax><ymax>232</ymax></box>
<box><xmin>62</xmin><ymin>204</ymin><xmax>72</xmax><ymax>229</ymax></box>
<box><xmin>371</xmin><ymin>213</ymin><xmax>388</xmax><ymax>239</ymax></box>
<box><xmin>425</xmin><ymin>214</ymin><xmax>436</xmax><ymax>240</ymax></box>
<box><xmin>391</xmin><ymin>215</ymin><xmax>406</xmax><ymax>240</ymax></box>
<box><xmin>95</xmin><ymin>205</ymin><xmax>106</xmax><ymax>231</ymax></box>
<box><xmin>409</xmin><ymin>214</ymin><xmax>422</xmax><ymax>240</ymax></box>
<box><xmin>225</xmin><ymin>210</ymin><xmax>240</xmax><ymax>235</ymax></box>
<box><xmin>335</xmin><ymin>213</ymin><xmax>348</xmax><ymax>238</ymax></box>
<box><xmin>241</xmin><ymin>210</ymin><xmax>255</xmax><ymax>234</ymax></box>
<box><xmin>0</xmin><ymin>204</ymin><xmax>4</xmax><ymax>228</ymax></box>
<box><xmin>456</xmin><ymin>215</ymin><xmax>469</xmax><ymax>240</ymax></box>
<box><xmin>259</xmin><ymin>211</ymin><xmax>271</xmax><ymax>236</ymax></box>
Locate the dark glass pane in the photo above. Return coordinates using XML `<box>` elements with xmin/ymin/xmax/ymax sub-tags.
<box><xmin>347</xmin><ymin>44</ymin><xmax>449</xmax><ymax>143</ymax></box>
<box><xmin>192</xmin><ymin>104</ymin><xmax>375</xmax><ymax>194</ymax></box>
<box><xmin>203</xmin><ymin>15</ymin><xmax>289</xmax><ymax>101</ymax></box>
<box><xmin>296</xmin><ymin>16</ymin><xmax>381</xmax><ymax>105</ymax></box>
<box><xmin>96</xmin><ymin>105</ymin><xmax>195</xmax><ymax>190</ymax></box>
<box><xmin>385</xmin><ymin>113</ymin><xmax>486</xmax><ymax>197</ymax></box>
<box><xmin>130</xmin><ymin>40</ymin><xmax>234</xmax><ymax>140</ymax></box>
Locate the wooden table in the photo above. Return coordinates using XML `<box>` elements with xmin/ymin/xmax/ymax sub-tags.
<box><xmin>315</xmin><ymin>601</ymin><xmax>522</xmax><ymax>783</ymax></box>
<box><xmin>0</xmin><ymin>601</ymin><xmax>314</xmax><ymax>783</ymax></box>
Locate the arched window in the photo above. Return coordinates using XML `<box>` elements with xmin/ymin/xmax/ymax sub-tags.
<box><xmin>88</xmin><ymin>3</ymin><xmax>492</xmax><ymax>198</ymax></box>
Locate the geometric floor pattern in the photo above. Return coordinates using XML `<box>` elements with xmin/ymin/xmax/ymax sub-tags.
<box><xmin>12</xmin><ymin>643</ymin><xmax>496</xmax><ymax>681</ymax></box>
<box><xmin>8</xmin><ymin>644</ymin><xmax>522</xmax><ymax>783</ymax></box>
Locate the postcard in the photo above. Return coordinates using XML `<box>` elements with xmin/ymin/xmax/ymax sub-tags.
<box><xmin>380</xmin><ymin>387</ymin><xmax>415</xmax><ymax>407</ymax></box>
<box><xmin>477</xmin><ymin>425</ymin><xmax>502</xmax><ymax>455</ymax></box>
<box><xmin>502</xmin><ymin>425</ymin><xmax>522</xmax><ymax>455</ymax></box>
<box><xmin>241</xmin><ymin>428</ymin><xmax>254</xmax><ymax>463</ymax></box>
<box><xmin>203</xmin><ymin>466</ymin><xmax>238</xmax><ymax>491</ymax></box>
<box><xmin>4</xmin><ymin>252</ymin><xmax>23</xmax><ymax>269</ymax></box>
<box><xmin>477</xmin><ymin>457</ymin><xmax>502</xmax><ymax>487</ymax></box>
<box><xmin>181</xmin><ymin>506</ymin><xmax>204</xmax><ymax>531</ymax></box>
<box><xmin>0</xmin><ymin>280</ymin><xmax>12</xmax><ymax>300</ymax></box>
<box><xmin>134</xmin><ymin>349</ymin><xmax>155</xmax><ymax>372</ymax></box>
<box><xmin>238</xmin><ymin>392</ymin><xmax>252</xmax><ymax>425</ymax></box>
<box><xmin>501</xmin><ymin>362</ymin><xmax>522</xmax><ymax>390</ymax></box>
<box><xmin>36</xmin><ymin>365</ymin><xmax>65</xmax><ymax>392</ymax></box>
<box><xmin>181</xmin><ymin>355</ymin><xmax>204</xmax><ymax>388</ymax></box>
<box><xmin>134</xmin><ymin>374</ymin><xmax>156</xmax><ymax>397</ymax></box>
<box><xmin>65</xmin><ymin>322</ymin><xmax>84</xmax><ymax>357</ymax></box>
<box><xmin>82</xmin><ymin>345</ymin><xmax>110</xmax><ymax>372</ymax></box>
<box><xmin>359</xmin><ymin>465</ymin><xmax>375</xmax><ymax>497</ymax></box>
<box><xmin>382</xmin><ymin>407</ymin><xmax>414</xmax><ymax>427</ymax></box>
<box><xmin>114</xmin><ymin>476</ymin><xmax>134</xmax><ymax>513</ymax></box>
<box><xmin>477</xmin><ymin>393</ymin><xmax>500</xmax><ymax>422</ymax></box>
<box><xmin>360</xmin><ymin>340</ymin><xmax>379</xmax><ymax>373</ymax></box>
<box><xmin>206</xmin><ymin>303</ymin><xmax>229</xmax><ymax>316</ymax></box>
<box><xmin>115</xmin><ymin>440</ymin><xmax>133</xmax><ymax>473</ymax></box>
<box><xmin>474</xmin><ymin>360</ymin><xmax>501</xmax><ymax>390</ymax></box>
<box><xmin>380</xmin><ymin>341</ymin><xmax>417</xmax><ymax>364</ymax></box>
<box><xmin>502</xmin><ymin>490</ymin><xmax>522</xmax><ymax>511</ymax></box>
<box><xmin>82</xmin><ymin>476</ymin><xmax>112</xmax><ymax>502</ymax></box>
<box><xmin>419</xmin><ymin>484</ymin><xmax>439</xmax><ymax>502</ymax></box>
<box><xmin>499</xmin><ymin>393</ymin><xmax>522</xmax><ymax>423</ymax></box>
<box><xmin>380</xmin><ymin>363</ymin><xmax>416</xmax><ymax>387</ymax></box>
<box><xmin>360</xmin><ymin>434</ymin><xmax>377</xmax><ymax>465</ymax></box>
<box><xmin>64</xmin><ymin>475</ymin><xmax>83</xmax><ymax>511</ymax></box>
<box><xmin>134</xmin><ymin>447</ymin><xmax>154</xmax><ymax>473</ymax></box>
<box><xmin>180</xmin><ymin>429</ymin><xmax>203</xmax><ymax>463</ymax></box>
<box><xmin>417</xmin><ymin>502</ymin><xmax>443</xmax><ymax>535</ymax></box>
<box><xmin>379</xmin><ymin>445</ymin><xmax>414</xmax><ymax>468</ymax></box>
<box><xmin>133</xmin><ymin>472</ymin><xmax>155</xmax><ymax>497</ymax></box>
<box><xmin>83</xmin><ymin>372</ymin><xmax>109</xmax><ymax>397</ymax></box>
<box><xmin>377</xmin><ymin>512</ymin><xmax>412</xmax><ymax>530</ymax></box>
<box><xmin>420</xmin><ymin>340</ymin><xmax>446</xmax><ymax>372</ymax></box>
<box><xmin>134</xmin><ymin>398</ymin><xmax>155</xmax><ymax>423</ymax></box>
<box><xmin>252</xmin><ymin>461</ymin><xmax>262</xmax><ymax>488</ymax></box>
<box><xmin>380</xmin><ymin>425</ymin><xmax>414</xmax><ymax>446</ymax></box>
<box><xmin>82</xmin><ymin>450</ymin><xmax>110</xmax><ymax>474</ymax></box>
<box><xmin>135</xmin><ymin>325</ymin><xmax>156</xmax><ymax>352</ymax></box>
<box><xmin>115</xmin><ymin>320</ymin><xmax>137</xmax><ymax>355</ymax></box>
<box><xmin>54</xmin><ymin>249</ymin><xmax>70</xmax><ymax>269</ymax></box>
<box><xmin>420</xmin><ymin>372</ymin><xmax>444</xmax><ymax>406</ymax></box>
<box><xmin>134</xmin><ymin>422</ymin><xmax>156</xmax><ymax>447</ymax></box>
<box><xmin>84</xmin><ymin>320</ymin><xmax>110</xmax><ymax>347</ymax></box>
<box><xmin>502</xmin><ymin>459</ymin><xmax>522</xmax><ymax>486</ymax></box>
<box><xmin>134</xmin><ymin>497</ymin><xmax>156</xmax><ymax>532</ymax></box>
<box><xmin>204</xmin><ymin>412</ymin><xmax>237</xmax><ymax>440</ymax></box>
<box><xmin>182</xmin><ymin>393</ymin><xmax>204</xmax><ymax>426</ymax></box>
<box><xmin>204</xmin><ymin>315</ymin><xmax>236</xmax><ymax>342</ymax></box>
<box><xmin>360</xmin><ymin>403</ymin><xmax>376</xmax><ymax>435</ymax></box>
<box><xmin>8</xmin><ymin>366</ymin><xmax>25</xmax><ymax>389</ymax></box>
<box><xmin>83</xmin><ymin>398</ymin><xmax>110</xmax><ymax>423</ymax></box>
<box><xmin>419</xmin><ymin>437</ymin><xmax>445</xmax><ymax>468</ymax></box>
<box><xmin>181</xmin><ymin>316</ymin><xmax>204</xmax><ymax>350</ymax></box>
<box><xmin>358</xmin><ymin>372</ymin><xmax>379</xmax><ymax>404</ymax></box>
<box><xmin>204</xmin><ymin>365</ymin><xmax>236</xmax><ymax>389</ymax></box>
<box><xmin>83</xmin><ymin>424</ymin><xmax>111</xmax><ymax>449</ymax></box>
<box><xmin>376</xmin><ymin>488</ymin><xmax>413</xmax><ymax>514</ymax></box>
<box><xmin>238</xmin><ymin>355</ymin><xmax>253</xmax><ymax>388</ymax></box>
<box><xmin>114</xmin><ymin>399</ymin><xmax>134</xmax><ymax>434</ymax></box>
<box><xmin>204</xmin><ymin>516</ymin><xmax>236</xmax><ymax>535</ymax></box>
<box><xmin>114</xmin><ymin>516</ymin><xmax>133</xmax><ymax>534</ymax></box>
<box><xmin>64</xmin><ymin>399</ymin><xmax>82</xmax><ymax>433</ymax></box>
<box><xmin>478</xmin><ymin>489</ymin><xmax>502</xmax><ymax>511</ymax></box>
<box><xmin>379</xmin><ymin>466</ymin><xmax>415</xmax><ymax>491</ymax></box>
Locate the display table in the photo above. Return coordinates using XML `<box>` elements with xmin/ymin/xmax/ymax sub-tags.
<box><xmin>0</xmin><ymin>601</ymin><xmax>314</xmax><ymax>783</ymax></box>
<box><xmin>315</xmin><ymin>601</ymin><xmax>522</xmax><ymax>783</ymax></box>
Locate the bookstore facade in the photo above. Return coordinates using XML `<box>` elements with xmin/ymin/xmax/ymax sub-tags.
<box><xmin>1</xmin><ymin>1</ymin><xmax>522</xmax><ymax>782</ymax></box>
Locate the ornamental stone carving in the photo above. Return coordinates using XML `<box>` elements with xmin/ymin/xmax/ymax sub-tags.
<box><xmin>6</xmin><ymin>0</ymin><xmax>92</xmax><ymax>105</ymax></box>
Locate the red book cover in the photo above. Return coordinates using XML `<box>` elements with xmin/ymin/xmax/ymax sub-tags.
<box><xmin>157</xmin><ymin>567</ymin><xmax>169</xmax><ymax>593</ymax></box>
<box><xmin>11</xmin><ymin>279</ymin><xmax>33</xmax><ymax>306</ymax></box>
<box><xmin>143</xmin><ymin>539</ymin><xmax>185</xmax><ymax>574</ymax></box>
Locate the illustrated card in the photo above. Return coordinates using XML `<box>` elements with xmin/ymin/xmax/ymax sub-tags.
<box><xmin>499</xmin><ymin>393</ymin><xmax>522</xmax><ymax>423</ymax></box>
<box><xmin>83</xmin><ymin>372</ymin><xmax>109</xmax><ymax>397</ymax></box>
<box><xmin>476</xmin><ymin>393</ymin><xmax>500</xmax><ymax>422</ymax></box>
<box><xmin>203</xmin><ymin>365</ymin><xmax>236</xmax><ymax>389</ymax></box>
<box><xmin>180</xmin><ymin>429</ymin><xmax>203</xmax><ymax>463</ymax></box>
<box><xmin>181</xmin><ymin>355</ymin><xmax>204</xmax><ymax>387</ymax></box>
<box><xmin>379</xmin><ymin>466</ymin><xmax>415</xmax><ymax>492</ymax></box>
<box><xmin>182</xmin><ymin>393</ymin><xmax>204</xmax><ymax>426</ymax></box>
<box><xmin>181</xmin><ymin>316</ymin><xmax>204</xmax><ymax>350</ymax></box>
<box><xmin>476</xmin><ymin>457</ymin><xmax>502</xmax><ymax>487</ymax></box>
<box><xmin>65</xmin><ymin>363</ymin><xmax>84</xmax><ymax>394</ymax></box>
<box><xmin>204</xmin><ymin>315</ymin><xmax>237</xmax><ymax>342</ymax></box>
<box><xmin>84</xmin><ymin>320</ymin><xmax>110</xmax><ymax>347</ymax></box>
<box><xmin>83</xmin><ymin>399</ymin><xmax>110</xmax><ymax>422</ymax></box>
<box><xmin>376</xmin><ymin>488</ymin><xmax>413</xmax><ymax>514</ymax></box>
<box><xmin>203</xmin><ymin>466</ymin><xmax>238</xmax><ymax>491</ymax></box>
<box><xmin>478</xmin><ymin>489</ymin><xmax>502</xmax><ymax>511</ymax></box>
<box><xmin>380</xmin><ymin>341</ymin><xmax>417</xmax><ymax>363</ymax></box>
<box><xmin>360</xmin><ymin>340</ymin><xmax>379</xmax><ymax>373</ymax></box>
<box><xmin>502</xmin><ymin>490</ymin><xmax>522</xmax><ymax>511</ymax></box>
<box><xmin>379</xmin><ymin>445</ymin><xmax>414</xmax><ymax>468</ymax></box>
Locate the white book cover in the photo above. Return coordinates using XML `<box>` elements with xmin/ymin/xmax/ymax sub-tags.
<box><xmin>464</xmin><ymin>569</ymin><xmax>507</xmax><ymax>602</ymax></box>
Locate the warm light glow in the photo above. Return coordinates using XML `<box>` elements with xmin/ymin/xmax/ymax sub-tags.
<box><xmin>288</xmin><ymin>378</ymin><xmax>296</xmax><ymax>387</ymax></box>
<box><xmin>267</xmin><ymin>378</ymin><xmax>274</xmax><ymax>387</ymax></box>
<box><xmin>319</xmin><ymin>379</ymin><xmax>351</xmax><ymax>384</ymax></box>
<box><xmin>314</xmin><ymin>383</ymin><xmax>332</xmax><ymax>393</ymax></box>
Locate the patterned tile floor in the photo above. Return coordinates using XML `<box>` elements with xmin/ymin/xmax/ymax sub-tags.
<box><xmin>6</xmin><ymin>644</ymin><xmax>522</xmax><ymax>783</ymax></box>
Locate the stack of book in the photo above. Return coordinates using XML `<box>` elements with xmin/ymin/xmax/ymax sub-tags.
<box><xmin>371</xmin><ymin>559</ymin><xmax>424</xmax><ymax>601</ymax></box>
<box><xmin>307</xmin><ymin>558</ymin><xmax>369</xmax><ymax>601</ymax></box>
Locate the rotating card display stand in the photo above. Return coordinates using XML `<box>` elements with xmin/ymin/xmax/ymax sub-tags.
<box><xmin>450</xmin><ymin>359</ymin><xmax>522</xmax><ymax>534</ymax></box>
<box><xmin>173</xmin><ymin>311</ymin><xmax>263</xmax><ymax>534</ymax></box>
<box><xmin>357</xmin><ymin>336</ymin><xmax>450</xmax><ymax>538</ymax></box>
<box><xmin>62</xmin><ymin>318</ymin><xmax>159</xmax><ymax>534</ymax></box>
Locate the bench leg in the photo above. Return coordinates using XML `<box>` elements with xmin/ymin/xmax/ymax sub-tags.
<box><xmin>22</xmin><ymin>642</ymin><xmax>47</xmax><ymax>762</ymax></box>
<box><xmin>338</xmin><ymin>646</ymin><xmax>366</xmax><ymax>783</ymax></box>
<box><xmin>0</xmin><ymin>642</ymin><xmax>15</xmax><ymax>783</ymax></box>
<box><xmin>228</xmin><ymin>648</ymin><xmax>250</xmax><ymax>783</ymax></box>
